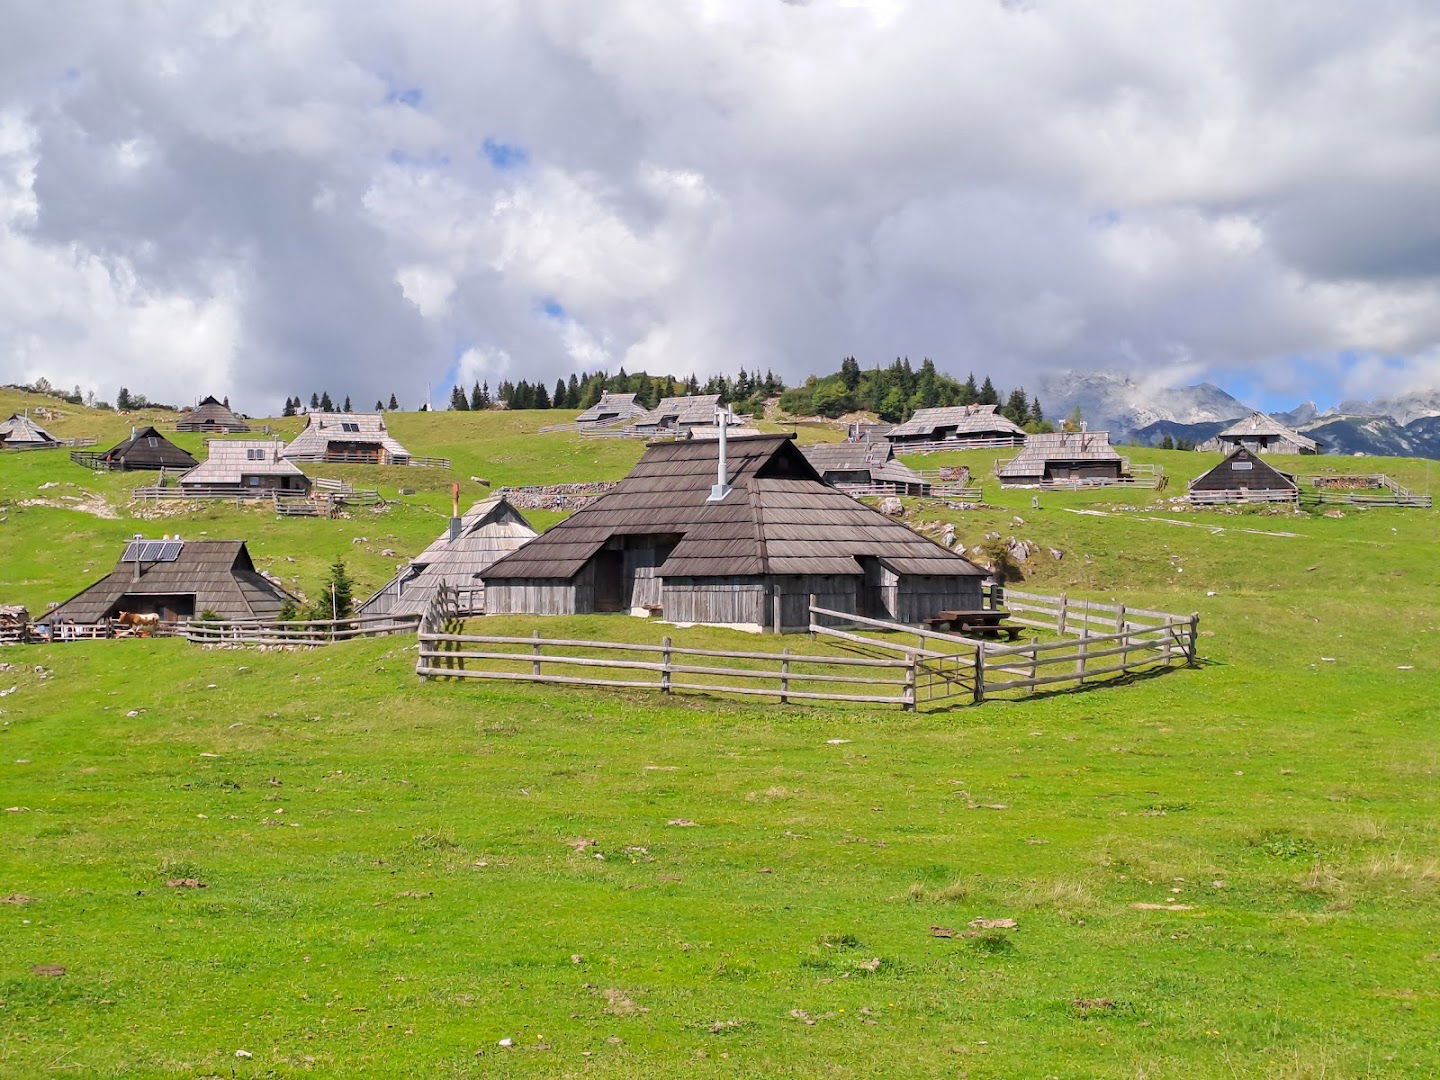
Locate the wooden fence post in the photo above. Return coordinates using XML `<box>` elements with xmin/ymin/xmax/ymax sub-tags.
<box><xmin>972</xmin><ymin>647</ymin><xmax>985</xmax><ymax>704</ymax></box>
<box><xmin>1114</xmin><ymin>603</ymin><xmax>1126</xmax><ymax>632</ymax></box>
<box><xmin>1187</xmin><ymin>613</ymin><xmax>1200</xmax><ymax>665</ymax></box>
<box><xmin>773</xmin><ymin>586</ymin><xmax>782</xmax><ymax>634</ymax></box>
<box><xmin>809</xmin><ymin>592</ymin><xmax>818</xmax><ymax>639</ymax></box>
<box><xmin>780</xmin><ymin>647</ymin><xmax>790</xmax><ymax>704</ymax></box>
<box><xmin>531</xmin><ymin>629</ymin><xmax>542</xmax><ymax>679</ymax></box>
<box><xmin>661</xmin><ymin>636</ymin><xmax>672</xmax><ymax>694</ymax></box>
<box><xmin>1161</xmin><ymin>616</ymin><xmax>1173</xmax><ymax>664</ymax></box>
<box><xmin>1076</xmin><ymin>628</ymin><xmax>1089</xmax><ymax>684</ymax></box>
<box><xmin>1057</xmin><ymin>593</ymin><xmax>1068</xmax><ymax>636</ymax></box>
<box><xmin>903</xmin><ymin>652</ymin><xmax>917</xmax><ymax>711</ymax></box>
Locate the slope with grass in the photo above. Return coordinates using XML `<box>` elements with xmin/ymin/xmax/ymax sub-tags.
<box><xmin>0</xmin><ymin>394</ymin><xmax>1437</xmax><ymax>1077</ymax></box>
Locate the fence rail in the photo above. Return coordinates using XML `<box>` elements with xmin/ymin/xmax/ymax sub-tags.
<box><xmin>1186</xmin><ymin>488</ymin><xmax>1300</xmax><ymax>505</ymax></box>
<box><xmin>891</xmin><ymin>436</ymin><xmax>1024</xmax><ymax>455</ymax></box>
<box><xmin>186</xmin><ymin>613</ymin><xmax>420</xmax><ymax>645</ymax></box>
<box><xmin>3</xmin><ymin>436</ymin><xmax>97</xmax><ymax>452</ymax></box>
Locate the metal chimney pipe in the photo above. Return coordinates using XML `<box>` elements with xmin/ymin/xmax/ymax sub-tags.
<box><xmin>708</xmin><ymin>404</ymin><xmax>732</xmax><ymax>502</ymax></box>
<box><xmin>448</xmin><ymin>482</ymin><xmax>461</xmax><ymax>541</ymax></box>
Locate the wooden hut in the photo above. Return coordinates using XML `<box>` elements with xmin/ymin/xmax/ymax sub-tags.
<box><xmin>282</xmin><ymin>412</ymin><xmax>411</xmax><ymax>465</ymax></box>
<box><xmin>1197</xmin><ymin>412</ymin><xmax>1320</xmax><ymax>455</ymax></box>
<box><xmin>800</xmin><ymin>441</ymin><xmax>931</xmax><ymax>496</ymax></box>
<box><xmin>482</xmin><ymin>434</ymin><xmax>985</xmax><ymax>631</ymax></box>
<box><xmin>39</xmin><ymin>538</ymin><xmax>295</xmax><ymax>626</ymax></box>
<box><xmin>175</xmin><ymin>395</ymin><xmax>250</xmax><ymax>433</ymax></box>
<box><xmin>0</xmin><ymin>412</ymin><xmax>61</xmax><ymax>450</ymax></box>
<box><xmin>1187</xmin><ymin>447</ymin><xmax>1298</xmax><ymax>504</ymax></box>
<box><xmin>886</xmin><ymin>405</ymin><xmax>1025</xmax><ymax>448</ymax></box>
<box><xmin>574</xmin><ymin>392</ymin><xmax>647</xmax><ymax>430</ymax></box>
<box><xmin>630</xmin><ymin>394</ymin><xmax>724</xmax><ymax>437</ymax></box>
<box><xmin>96</xmin><ymin>426</ymin><xmax>199</xmax><ymax>471</ymax></box>
<box><xmin>997</xmin><ymin>431</ymin><xmax>1125</xmax><ymax>486</ymax></box>
<box><xmin>358</xmin><ymin>495</ymin><xmax>536</xmax><ymax>618</ymax></box>
<box><xmin>178</xmin><ymin>441</ymin><xmax>310</xmax><ymax>495</ymax></box>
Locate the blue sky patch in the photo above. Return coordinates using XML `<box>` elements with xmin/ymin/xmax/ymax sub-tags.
<box><xmin>538</xmin><ymin>298</ymin><xmax>566</xmax><ymax>320</ymax></box>
<box><xmin>386</xmin><ymin>149</ymin><xmax>450</xmax><ymax>169</ymax></box>
<box><xmin>482</xmin><ymin>138</ymin><xmax>529</xmax><ymax>170</ymax></box>
<box><xmin>386</xmin><ymin>86</ymin><xmax>424</xmax><ymax>108</ymax></box>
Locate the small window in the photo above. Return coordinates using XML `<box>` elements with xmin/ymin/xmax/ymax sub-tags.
<box><xmin>1232</xmin><ymin>461</ymin><xmax>1253</xmax><ymax>471</ymax></box>
<box><xmin>341</xmin><ymin>422</ymin><xmax>360</xmax><ymax>433</ymax></box>
<box><xmin>248</xmin><ymin>475</ymin><xmax>260</xmax><ymax>486</ymax></box>
<box><xmin>246</xmin><ymin>448</ymin><xmax>264</xmax><ymax>461</ymax></box>
<box><xmin>147</xmin><ymin>437</ymin><xmax>158</xmax><ymax>447</ymax></box>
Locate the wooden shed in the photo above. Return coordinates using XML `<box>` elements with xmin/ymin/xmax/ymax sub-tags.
<box><xmin>358</xmin><ymin>496</ymin><xmax>536</xmax><ymax>618</ymax></box>
<box><xmin>574</xmin><ymin>392</ymin><xmax>647</xmax><ymax>430</ymax></box>
<box><xmin>39</xmin><ymin>538</ymin><xmax>295</xmax><ymax>626</ymax></box>
<box><xmin>175</xmin><ymin>395</ymin><xmax>250</xmax><ymax>433</ymax></box>
<box><xmin>1197</xmin><ymin>412</ymin><xmax>1320</xmax><ymax>455</ymax></box>
<box><xmin>630</xmin><ymin>394</ymin><xmax>724</xmax><ymax>437</ymax></box>
<box><xmin>482</xmin><ymin>434</ymin><xmax>985</xmax><ymax>631</ymax></box>
<box><xmin>1187</xmin><ymin>447</ymin><xmax>1298</xmax><ymax>503</ymax></box>
<box><xmin>283</xmin><ymin>412</ymin><xmax>411</xmax><ymax>465</ymax></box>
<box><xmin>0</xmin><ymin>412</ymin><xmax>61</xmax><ymax>449</ymax></box>
<box><xmin>800</xmin><ymin>441</ymin><xmax>931</xmax><ymax>496</ymax></box>
<box><xmin>887</xmin><ymin>405</ymin><xmax>1025</xmax><ymax>448</ymax></box>
<box><xmin>179</xmin><ymin>441</ymin><xmax>311</xmax><ymax>494</ymax></box>
<box><xmin>97</xmin><ymin>426</ymin><xmax>199</xmax><ymax>471</ymax></box>
<box><xmin>997</xmin><ymin>431</ymin><xmax>1126</xmax><ymax>486</ymax></box>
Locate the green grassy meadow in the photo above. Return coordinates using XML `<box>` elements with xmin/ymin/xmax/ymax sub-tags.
<box><xmin>1</xmin><ymin>391</ymin><xmax>1437</xmax><ymax>1077</ymax></box>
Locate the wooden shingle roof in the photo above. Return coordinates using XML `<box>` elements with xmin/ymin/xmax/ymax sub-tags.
<box><xmin>997</xmin><ymin>431</ymin><xmax>1122</xmax><ymax>478</ymax></box>
<box><xmin>282</xmin><ymin>412</ymin><xmax>411</xmax><ymax>460</ymax></box>
<box><xmin>634</xmin><ymin>394</ymin><xmax>722</xmax><ymax>428</ymax></box>
<box><xmin>1216</xmin><ymin>412</ymin><xmax>1319</xmax><ymax>452</ymax></box>
<box><xmin>800</xmin><ymin>441</ymin><xmax>929</xmax><ymax>489</ymax></box>
<box><xmin>40</xmin><ymin>540</ymin><xmax>294</xmax><ymax>624</ymax></box>
<box><xmin>101</xmin><ymin>426</ymin><xmax>199</xmax><ymax>469</ymax></box>
<box><xmin>485</xmin><ymin>435</ymin><xmax>983</xmax><ymax>581</ymax></box>
<box><xmin>180</xmin><ymin>441</ymin><xmax>306</xmax><ymax>485</ymax></box>
<box><xmin>0</xmin><ymin>413</ymin><xmax>60</xmax><ymax>446</ymax></box>
<box><xmin>575</xmin><ymin>392</ymin><xmax>646</xmax><ymax>425</ymax></box>
<box><xmin>176</xmin><ymin>396</ymin><xmax>250</xmax><ymax>432</ymax></box>
<box><xmin>888</xmin><ymin>404</ymin><xmax>1026</xmax><ymax>439</ymax></box>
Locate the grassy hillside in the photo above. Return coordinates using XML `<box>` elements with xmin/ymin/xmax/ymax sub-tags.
<box><xmin>1</xmin><ymin>394</ymin><xmax>1437</xmax><ymax>1076</ymax></box>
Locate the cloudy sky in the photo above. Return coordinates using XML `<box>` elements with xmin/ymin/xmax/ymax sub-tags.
<box><xmin>1</xmin><ymin>0</ymin><xmax>1437</xmax><ymax>414</ymax></box>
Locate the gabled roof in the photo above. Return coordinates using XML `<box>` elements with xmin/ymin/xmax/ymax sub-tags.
<box><xmin>485</xmin><ymin>434</ymin><xmax>983</xmax><ymax>581</ymax></box>
<box><xmin>1216</xmin><ymin>412</ymin><xmax>1320</xmax><ymax>452</ymax></box>
<box><xmin>888</xmin><ymin>404</ymin><xmax>1026</xmax><ymax>439</ymax></box>
<box><xmin>176</xmin><ymin>396</ymin><xmax>250</xmax><ymax>432</ymax></box>
<box><xmin>800</xmin><ymin>441</ymin><xmax>929</xmax><ymax>489</ymax></box>
<box><xmin>40</xmin><ymin>539</ymin><xmax>294</xmax><ymax>624</ymax></box>
<box><xmin>0</xmin><ymin>413</ymin><xmax>60</xmax><ymax>446</ymax></box>
<box><xmin>180</xmin><ymin>441</ymin><xmax>306</xmax><ymax>485</ymax></box>
<box><xmin>282</xmin><ymin>412</ymin><xmax>411</xmax><ymax>460</ymax></box>
<box><xmin>575</xmin><ymin>392</ymin><xmax>647</xmax><ymax>425</ymax></box>
<box><xmin>997</xmin><ymin>431</ymin><xmax>1123</xmax><ymax>478</ymax></box>
<box><xmin>1188</xmin><ymin>447</ymin><xmax>1298</xmax><ymax>490</ymax></box>
<box><xmin>102</xmin><ymin>426</ymin><xmax>199</xmax><ymax>469</ymax></box>
<box><xmin>634</xmin><ymin>394</ymin><xmax>723</xmax><ymax>428</ymax></box>
<box><xmin>359</xmin><ymin>496</ymin><xmax>537</xmax><ymax>617</ymax></box>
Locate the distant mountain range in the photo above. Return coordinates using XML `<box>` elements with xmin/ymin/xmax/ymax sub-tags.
<box><xmin>1033</xmin><ymin>371</ymin><xmax>1440</xmax><ymax>461</ymax></box>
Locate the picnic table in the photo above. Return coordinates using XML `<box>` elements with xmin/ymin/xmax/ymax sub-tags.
<box><xmin>923</xmin><ymin>609</ymin><xmax>1025</xmax><ymax>641</ymax></box>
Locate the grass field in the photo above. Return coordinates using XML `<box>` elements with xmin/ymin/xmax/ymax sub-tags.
<box><xmin>1</xmin><ymin>391</ymin><xmax>1437</xmax><ymax>1076</ymax></box>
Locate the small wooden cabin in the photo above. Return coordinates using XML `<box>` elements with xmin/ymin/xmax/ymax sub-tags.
<box><xmin>175</xmin><ymin>396</ymin><xmax>250</xmax><ymax>433</ymax></box>
<box><xmin>358</xmin><ymin>496</ymin><xmax>536</xmax><ymax>618</ymax></box>
<box><xmin>98</xmin><ymin>426</ymin><xmax>199</xmax><ymax>471</ymax></box>
<box><xmin>179</xmin><ymin>441</ymin><xmax>310</xmax><ymax>494</ymax></box>
<box><xmin>574</xmin><ymin>392</ymin><xmax>647</xmax><ymax>430</ymax></box>
<box><xmin>800</xmin><ymin>441</ymin><xmax>931</xmax><ymax>495</ymax></box>
<box><xmin>1197</xmin><ymin>412</ymin><xmax>1319</xmax><ymax>455</ymax></box>
<box><xmin>1187</xmin><ymin>447</ymin><xmax>1298</xmax><ymax>503</ymax></box>
<box><xmin>0</xmin><ymin>412</ymin><xmax>61</xmax><ymax>450</ymax></box>
<box><xmin>282</xmin><ymin>412</ymin><xmax>411</xmax><ymax>465</ymax></box>
<box><xmin>630</xmin><ymin>394</ymin><xmax>724</xmax><ymax>437</ymax></box>
<box><xmin>39</xmin><ymin>538</ymin><xmax>295</xmax><ymax>626</ymax></box>
<box><xmin>997</xmin><ymin>431</ymin><xmax>1125</xmax><ymax>486</ymax></box>
<box><xmin>887</xmin><ymin>405</ymin><xmax>1025</xmax><ymax>448</ymax></box>
<box><xmin>482</xmin><ymin>434</ymin><xmax>985</xmax><ymax>631</ymax></box>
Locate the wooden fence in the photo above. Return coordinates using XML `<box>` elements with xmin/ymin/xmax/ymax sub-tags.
<box><xmin>1186</xmin><ymin>488</ymin><xmax>1299</xmax><ymax>506</ymax></box>
<box><xmin>4</xmin><ymin>436</ymin><xmax>96</xmax><ymax>452</ymax></box>
<box><xmin>1298</xmin><ymin>475</ymin><xmax>1431</xmax><ymax>508</ymax></box>
<box><xmin>186</xmin><ymin>613</ymin><xmax>420</xmax><ymax>645</ymax></box>
<box><xmin>891</xmin><ymin>436</ymin><xmax>1024</xmax><ymax>454</ymax></box>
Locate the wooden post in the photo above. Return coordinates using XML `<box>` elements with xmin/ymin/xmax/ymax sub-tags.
<box><xmin>661</xmin><ymin>636</ymin><xmax>673</xmax><ymax>693</ymax></box>
<box><xmin>773</xmin><ymin>586</ymin><xmax>782</xmax><ymax>634</ymax></box>
<box><xmin>1057</xmin><ymin>593</ymin><xmax>1068</xmax><ymax>636</ymax></box>
<box><xmin>991</xmin><ymin>583</ymin><xmax>1005</xmax><ymax>611</ymax></box>
<box><xmin>531</xmin><ymin>629</ymin><xmax>542</xmax><ymax>679</ymax></box>
<box><xmin>779</xmin><ymin>647</ymin><xmax>790</xmax><ymax>704</ymax></box>
<box><xmin>1161</xmin><ymin>616</ymin><xmax>1173</xmax><ymax>664</ymax></box>
<box><xmin>1029</xmin><ymin>642</ymin><xmax>1039</xmax><ymax>687</ymax></box>
<box><xmin>1114</xmin><ymin>603</ymin><xmax>1126</xmax><ymax>632</ymax></box>
<box><xmin>1187</xmin><ymin>613</ymin><xmax>1200</xmax><ymax>665</ymax></box>
<box><xmin>1076</xmin><ymin>628</ymin><xmax>1089</xmax><ymax>684</ymax></box>
<box><xmin>904</xmin><ymin>652</ymin><xmax>917</xmax><ymax>711</ymax></box>
<box><xmin>972</xmin><ymin>647</ymin><xmax>985</xmax><ymax>704</ymax></box>
<box><xmin>809</xmin><ymin>592</ymin><xmax>818</xmax><ymax>639</ymax></box>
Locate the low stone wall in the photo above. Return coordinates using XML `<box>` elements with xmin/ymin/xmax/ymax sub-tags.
<box><xmin>495</xmin><ymin>481</ymin><xmax>618</xmax><ymax>510</ymax></box>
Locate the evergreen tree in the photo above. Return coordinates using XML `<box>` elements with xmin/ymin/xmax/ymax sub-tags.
<box><xmin>533</xmin><ymin>382</ymin><xmax>551</xmax><ymax>409</ymax></box>
<box><xmin>343</xmin><ymin>395</ymin><xmax>352</xmax><ymax>412</ymax></box>
<box><xmin>839</xmin><ymin>356</ymin><xmax>861</xmax><ymax>391</ymax></box>
<box><xmin>310</xmin><ymin>392</ymin><xmax>320</xmax><ymax>409</ymax></box>
<box><xmin>479</xmin><ymin>382</ymin><xmax>491</xmax><ymax>409</ymax></box>
<box><xmin>449</xmin><ymin>384</ymin><xmax>469</xmax><ymax>410</ymax></box>
<box><xmin>310</xmin><ymin>557</ymin><xmax>355</xmax><ymax>621</ymax></box>
<box><xmin>223</xmin><ymin>396</ymin><xmax>230</xmax><ymax>408</ymax></box>
<box><xmin>282</xmin><ymin>397</ymin><xmax>296</xmax><ymax>417</ymax></box>
<box><xmin>1002</xmin><ymin>387</ymin><xmax>1029</xmax><ymax>425</ymax></box>
<box><xmin>319</xmin><ymin>391</ymin><xmax>333</xmax><ymax>411</ymax></box>
<box><xmin>470</xmin><ymin>381</ymin><xmax>483</xmax><ymax>410</ymax></box>
<box><xmin>374</xmin><ymin>399</ymin><xmax>384</xmax><ymax>411</ymax></box>
<box><xmin>553</xmin><ymin>379</ymin><xmax>568</xmax><ymax>409</ymax></box>
<box><xmin>960</xmin><ymin>374</ymin><xmax>979</xmax><ymax>406</ymax></box>
<box><xmin>1159</xmin><ymin>434</ymin><xmax>1175</xmax><ymax>450</ymax></box>
<box><xmin>1030</xmin><ymin>398</ymin><xmax>1043</xmax><ymax>425</ymax></box>
<box><xmin>388</xmin><ymin>393</ymin><xmax>399</xmax><ymax>410</ymax></box>
<box><xmin>567</xmin><ymin>373</ymin><xmax>580</xmax><ymax>407</ymax></box>
<box><xmin>978</xmin><ymin>376</ymin><xmax>998</xmax><ymax>406</ymax></box>
<box><xmin>117</xmin><ymin>387</ymin><xmax>132</xmax><ymax>410</ymax></box>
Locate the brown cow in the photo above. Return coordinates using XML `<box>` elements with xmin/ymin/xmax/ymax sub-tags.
<box><xmin>115</xmin><ymin>611</ymin><xmax>161</xmax><ymax>638</ymax></box>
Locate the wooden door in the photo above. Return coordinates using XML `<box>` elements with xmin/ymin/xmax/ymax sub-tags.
<box><xmin>592</xmin><ymin>550</ymin><xmax>625</xmax><ymax>612</ymax></box>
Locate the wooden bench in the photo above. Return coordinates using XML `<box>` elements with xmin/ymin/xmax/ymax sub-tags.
<box><xmin>924</xmin><ymin>609</ymin><xmax>1025</xmax><ymax>641</ymax></box>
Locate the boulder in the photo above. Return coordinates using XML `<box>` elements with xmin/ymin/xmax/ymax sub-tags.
<box><xmin>879</xmin><ymin>496</ymin><xmax>904</xmax><ymax>517</ymax></box>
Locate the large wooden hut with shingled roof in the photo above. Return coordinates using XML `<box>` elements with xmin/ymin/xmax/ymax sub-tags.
<box><xmin>996</xmin><ymin>431</ymin><xmax>1126</xmax><ymax>486</ymax></box>
<box><xmin>886</xmin><ymin>404</ymin><xmax>1026</xmax><ymax>448</ymax></box>
<box><xmin>1187</xmin><ymin>447</ymin><xmax>1298</xmax><ymax>504</ymax></box>
<box><xmin>574</xmin><ymin>392</ymin><xmax>647</xmax><ymax>430</ymax></box>
<box><xmin>39</xmin><ymin>538</ymin><xmax>294</xmax><ymax>626</ymax></box>
<box><xmin>1197</xmin><ymin>412</ymin><xmax>1320</xmax><ymax>456</ymax></box>
<box><xmin>481</xmin><ymin>433</ymin><xmax>985</xmax><ymax>631</ymax></box>
<box><xmin>0</xmin><ymin>412</ymin><xmax>61</xmax><ymax>450</ymax></box>
<box><xmin>630</xmin><ymin>394</ymin><xmax>724</xmax><ymax>437</ymax></box>
<box><xmin>178</xmin><ymin>440</ymin><xmax>310</xmax><ymax>494</ymax></box>
<box><xmin>282</xmin><ymin>412</ymin><xmax>411</xmax><ymax>465</ymax></box>
<box><xmin>176</xmin><ymin>395</ymin><xmax>250</xmax><ymax>433</ymax></box>
<box><xmin>96</xmin><ymin>426</ymin><xmax>198</xmax><ymax>471</ymax></box>
<box><xmin>800</xmin><ymin>441</ymin><xmax>931</xmax><ymax>496</ymax></box>
<box><xmin>358</xmin><ymin>495</ymin><xmax>536</xmax><ymax>618</ymax></box>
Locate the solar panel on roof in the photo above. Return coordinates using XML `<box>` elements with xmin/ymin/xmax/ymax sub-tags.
<box><xmin>121</xmin><ymin>540</ymin><xmax>183</xmax><ymax>563</ymax></box>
